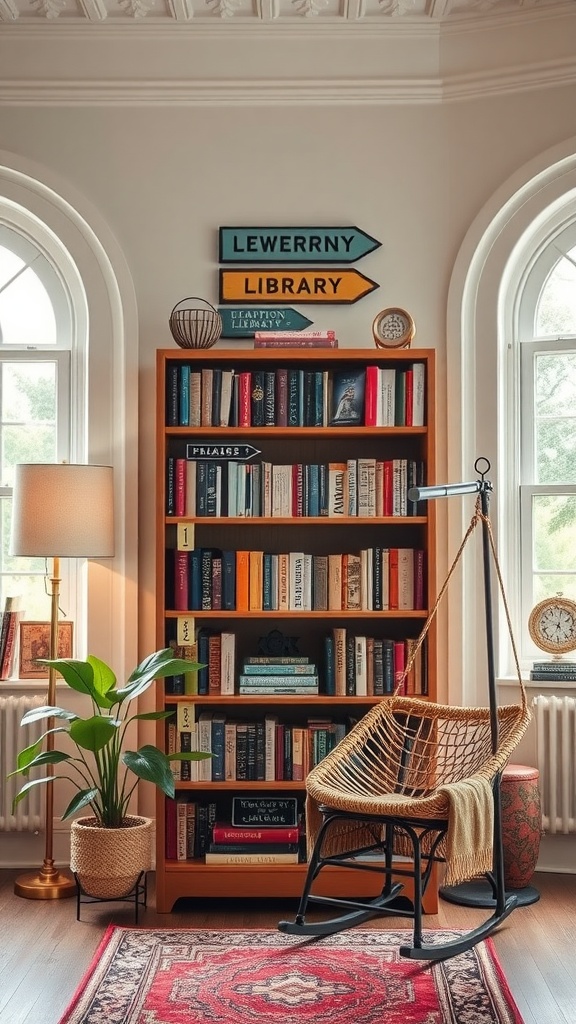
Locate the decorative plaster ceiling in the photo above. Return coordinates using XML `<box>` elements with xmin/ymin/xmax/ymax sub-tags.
<box><xmin>0</xmin><ymin>0</ymin><xmax>572</xmax><ymax>22</ymax></box>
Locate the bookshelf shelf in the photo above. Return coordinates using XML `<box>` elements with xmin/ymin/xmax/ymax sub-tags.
<box><xmin>155</xmin><ymin>347</ymin><xmax>437</xmax><ymax>912</ymax></box>
<box><xmin>165</xmin><ymin>516</ymin><xmax>428</xmax><ymax>526</ymax></box>
<box><xmin>164</xmin><ymin>610</ymin><xmax>429</xmax><ymax>620</ymax></box>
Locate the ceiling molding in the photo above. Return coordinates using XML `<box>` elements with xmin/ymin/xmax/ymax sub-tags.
<box><xmin>0</xmin><ymin>0</ymin><xmax>573</xmax><ymax>30</ymax></box>
<box><xmin>0</xmin><ymin>56</ymin><xmax>574</xmax><ymax>105</ymax></box>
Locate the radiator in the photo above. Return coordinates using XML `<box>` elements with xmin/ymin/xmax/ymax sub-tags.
<box><xmin>533</xmin><ymin>694</ymin><xmax>576</xmax><ymax>835</ymax></box>
<box><xmin>0</xmin><ymin>695</ymin><xmax>46</xmax><ymax>833</ymax></box>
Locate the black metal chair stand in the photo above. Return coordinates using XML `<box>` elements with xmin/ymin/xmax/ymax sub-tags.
<box><xmin>278</xmin><ymin>803</ymin><xmax>519</xmax><ymax>960</ymax></box>
<box><xmin>74</xmin><ymin>871</ymin><xmax>147</xmax><ymax>923</ymax></box>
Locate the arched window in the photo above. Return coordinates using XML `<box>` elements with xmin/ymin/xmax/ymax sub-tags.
<box><xmin>447</xmin><ymin>146</ymin><xmax>576</xmax><ymax>700</ymax></box>
<box><xmin>0</xmin><ymin>157</ymin><xmax>137</xmax><ymax>683</ymax></box>
<box><xmin>518</xmin><ymin>223</ymin><xmax>576</xmax><ymax>656</ymax></box>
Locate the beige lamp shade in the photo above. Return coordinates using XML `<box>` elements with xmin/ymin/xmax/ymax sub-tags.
<box><xmin>10</xmin><ymin>463</ymin><xmax>115</xmax><ymax>558</ymax></box>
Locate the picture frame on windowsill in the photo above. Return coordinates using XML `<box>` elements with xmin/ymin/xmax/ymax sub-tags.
<box><xmin>18</xmin><ymin>620</ymin><xmax>74</xmax><ymax>679</ymax></box>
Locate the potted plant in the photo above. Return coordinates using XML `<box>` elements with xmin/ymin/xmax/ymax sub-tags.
<box><xmin>10</xmin><ymin>647</ymin><xmax>210</xmax><ymax>898</ymax></box>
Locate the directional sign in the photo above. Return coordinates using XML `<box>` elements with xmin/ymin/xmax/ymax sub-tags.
<box><xmin>219</xmin><ymin>269</ymin><xmax>379</xmax><ymax>305</ymax></box>
<box><xmin>219</xmin><ymin>226</ymin><xmax>381</xmax><ymax>264</ymax></box>
<box><xmin>218</xmin><ymin>307</ymin><xmax>313</xmax><ymax>339</ymax></box>
<box><xmin>186</xmin><ymin>442</ymin><xmax>261</xmax><ymax>462</ymax></box>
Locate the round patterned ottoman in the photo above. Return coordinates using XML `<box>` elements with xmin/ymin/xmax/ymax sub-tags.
<box><xmin>440</xmin><ymin>762</ymin><xmax>542</xmax><ymax>908</ymax></box>
<box><xmin>501</xmin><ymin>763</ymin><xmax>542</xmax><ymax>889</ymax></box>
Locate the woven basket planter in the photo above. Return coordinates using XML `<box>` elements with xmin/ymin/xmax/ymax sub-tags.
<box><xmin>70</xmin><ymin>815</ymin><xmax>153</xmax><ymax>899</ymax></box>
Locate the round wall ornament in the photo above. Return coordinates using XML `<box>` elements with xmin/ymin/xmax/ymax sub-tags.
<box><xmin>528</xmin><ymin>594</ymin><xmax>576</xmax><ymax>656</ymax></box>
<box><xmin>372</xmin><ymin>307</ymin><xmax>415</xmax><ymax>349</ymax></box>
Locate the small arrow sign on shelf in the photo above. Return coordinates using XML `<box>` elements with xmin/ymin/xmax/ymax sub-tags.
<box><xmin>186</xmin><ymin>442</ymin><xmax>262</xmax><ymax>461</ymax></box>
<box><xmin>218</xmin><ymin>307</ymin><xmax>313</xmax><ymax>338</ymax></box>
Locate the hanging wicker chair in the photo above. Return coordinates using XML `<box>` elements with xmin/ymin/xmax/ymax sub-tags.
<box><xmin>279</xmin><ymin>472</ymin><xmax>532</xmax><ymax>961</ymax></box>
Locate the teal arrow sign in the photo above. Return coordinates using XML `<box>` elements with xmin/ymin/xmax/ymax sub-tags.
<box><xmin>219</xmin><ymin>226</ymin><xmax>381</xmax><ymax>264</ymax></box>
<box><xmin>218</xmin><ymin>307</ymin><xmax>313</xmax><ymax>338</ymax></box>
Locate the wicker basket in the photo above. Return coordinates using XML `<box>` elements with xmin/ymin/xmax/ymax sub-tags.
<box><xmin>70</xmin><ymin>815</ymin><xmax>153</xmax><ymax>899</ymax></box>
<box><xmin>169</xmin><ymin>297</ymin><xmax>222</xmax><ymax>350</ymax></box>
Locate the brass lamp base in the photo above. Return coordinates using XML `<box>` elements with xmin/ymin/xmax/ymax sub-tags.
<box><xmin>14</xmin><ymin>859</ymin><xmax>76</xmax><ymax>900</ymax></box>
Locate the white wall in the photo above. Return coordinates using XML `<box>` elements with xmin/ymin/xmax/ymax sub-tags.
<box><xmin>0</xmin><ymin>16</ymin><xmax>575</xmax><ymax>871</ymax></box>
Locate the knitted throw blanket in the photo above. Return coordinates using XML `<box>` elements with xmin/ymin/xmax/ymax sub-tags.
<box><xmin>436</xmin><ymin>776</ymin><xmax>494</xmax><ymax>886</ymax></box>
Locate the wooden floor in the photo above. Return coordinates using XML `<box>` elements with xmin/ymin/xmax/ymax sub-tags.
<box><xmin>0</xmin><ymin>869</ymin><xmax>574</xmax><ymax>1024</ymax></box>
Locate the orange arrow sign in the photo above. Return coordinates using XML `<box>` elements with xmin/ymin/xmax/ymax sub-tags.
<box><xmin>219</xmin><ymin>268</ymin><xmax>379</xmax><ymax>305</ymax></box>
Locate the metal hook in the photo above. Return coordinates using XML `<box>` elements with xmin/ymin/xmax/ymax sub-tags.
<box><xmin>474</xmin><ymin>456</ymin><xmax>491</xmax><ymax>479</ymax></box>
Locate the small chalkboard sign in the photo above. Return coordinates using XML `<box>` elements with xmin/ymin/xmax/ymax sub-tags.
<box><xmin>232</xmin><ymin>797</ymin><xmax>298</xmax><ymax>828</ymax></box>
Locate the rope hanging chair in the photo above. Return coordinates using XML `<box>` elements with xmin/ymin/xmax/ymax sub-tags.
<box><xmin>279</xmin><ymin>461</ymin><xmax>532</xmax><ymax>961</ymax></box>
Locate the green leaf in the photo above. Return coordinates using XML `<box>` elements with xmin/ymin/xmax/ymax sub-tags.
<box><xmin>123</xmin><ymin>745</ymin><xmax>175</xmax><ymax>798</ymax></box>
<box><xmin>8</xmin><ymin>750</ymin><xmax>71</xmax><ymax>778</ymax></box>
<box><xmin>133</xmin><ymin>710</ymin><xmax>176</xmax><ymax>722</ymax></box>
<box><xmin>69</xmin><ymin>715</ymin><xmax>119</xmax><ymax>752</ymax></box>
<box><xmin>20</xmin><ymin>705</ymin><xmax>77</xmax><ymax>725</ymax></box>
<box><xmin>61</xmin><ymin>789</ymin><xmax>99</xmax><ymax>820</ymax></box>
<box><xmin>114</xmin><ymin>649</ymin><xmax>202</xmax><ymax>702</ymax></box>
<box><xmin>12</xmin><ymin>776</ymin><xmax>53</xmax><ymax>809</ymax></box>
<box><xmin>87</xmin><ymin>655</ymin><xmax>117</xmax><ymax>708</ymax></box>
<box><xmin>14</xmin><ymin>737</ymin><xmax>44</xmax><ymax>772</ymax></box>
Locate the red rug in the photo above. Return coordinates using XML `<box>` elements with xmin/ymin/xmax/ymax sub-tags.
<box><xmin>59</xmin><ymin>927</ymin><xmax>524</xmax><ymax>1024</ymax></box>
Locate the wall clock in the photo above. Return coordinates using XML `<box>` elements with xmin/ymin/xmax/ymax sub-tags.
<box><xmin>372</xmin><ymin>307</ymin><xmax>415</xmax><ymax>349</ymax></box>
<box><xmin>528</xmin><ymin>594</ymin><xmax>576</xmax><ymax>656</ymax></box>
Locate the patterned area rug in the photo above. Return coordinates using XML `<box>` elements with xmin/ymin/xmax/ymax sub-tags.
<box><xmin>59</xmin><ymin>927</ymin><xmax>524</xmax><ymax>1024</ymax></box>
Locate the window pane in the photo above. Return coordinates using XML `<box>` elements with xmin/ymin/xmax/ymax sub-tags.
<box><xmin>0</xmin><ymin>247</ymin><xmax>57</xmax><ymax>346</ymax></box>
<box><xmin>534</xmin><ymin>574</ymin><xmax>576</xmax><ymax>604</ymax></box>
<box><xmin>1</xmin><ymin>362</ymin><xmax>57</xmax><ymax>486</ymax></box>
<box><xmin>534</xmin><ymin>354</ymin><xmax>576</xmax><ymax>483</ymax></box>
<box><xmin>533</xmin><ymin>494</ymin><xmax>576</xmax><ymax>575</ymax></box>
<box><xmin>535</xmin><ymin>246</ymin><xmax>576</xmax><ymax>336</ymax></box>
<box><xmin>0</xmin><ymin>500</ymin><xmax>50</xmax><ymax>620</ymax></box>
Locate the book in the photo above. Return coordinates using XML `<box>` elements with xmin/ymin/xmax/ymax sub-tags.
<box><xmin>244</xmin><ymin>656</ymin><xmax>309</xmax><ymax>665</ymax></box>
<box><xmin>212</xmin><ymin>823</ymin><xmax>300</xmax><ymax>844</ymax></box>
<box><xmin>530</xmin><ymin>670</ymin><xmax>576</xmax><ymax>681</ymax></box>
<box><xmin>531</xmin><ymin>660</ymin><xmax>576</xmax><ymax>672</ymax></box>
<box><xmin>411</xmin><ymin>362</ymin><xmax>426</xmax><ymax>426</ymax></box>
<box><xmin>232</xmin><ymin>795</ymin><xmax>298</xmax><ymax>826</ymax></box>
<box><xmin>208</xmin><ymin>843</ymin><xmax>299</xmax><ymax>854</ymax></box>
<box><xmin>238</xmin><ymin>683</ymin><xmax>319</xmax><ymax>695</ymax></box>
<box><xmin>176</xmin><ymin>701</ymin><xmax>196</xmax><ymax>782</ymax></box>
<box><xmin>204</xmin><ymin>851</ymin><xmax>299</xmax><ymax>864</ymax></box>
<box><xmin>241</xmin><ymin>663</ymin><xmax>316</xmax><ymax>675</ymax></box>
<box><xmin>176</xmin><ymin>798</ymin><xmax>189</xmax><ymax>861</ymax></box>
<box><xmin>0</xmin><ymin>596</ymin><xmax>23</xmax><ymax>678</ymax></box>
<box><xmin>165</xmin><ymin>797</ymin><xmax>177</xmax><ymax>859</ymax></box>
<box><xmin>329</xmin><ymin>368</ymin><xmax>365</xmax><ymax>425</ymax></box>
<box><xmin>210</xmin><ymin>712</ymin><xmax>226</xmax><ymax>781</ymax></box>
<box><xmin>220</xmin><ymin>631</ymin><xmax>236</xmax><ymax>695</ymax></box>
<box><xmin>254</xmin><ymin>330</ymin><xmax>337</xmax><ymax>339</ymax></box>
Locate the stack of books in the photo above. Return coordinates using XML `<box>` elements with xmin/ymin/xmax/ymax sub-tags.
<box><xmin>238</xmin><ymin>655</ymin><xmax>319</xmax><ymax>695</ymax></box>
<box><xmin>530</xmin><ymin>660</ymin><xmax>576</xmax><ymax>682</ymax></box>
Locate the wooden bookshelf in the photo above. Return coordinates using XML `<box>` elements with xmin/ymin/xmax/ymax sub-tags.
<box><xmin>155</xmin><ymin>347</ymin><xmax>437</xmax><ymax>913</ymax></box>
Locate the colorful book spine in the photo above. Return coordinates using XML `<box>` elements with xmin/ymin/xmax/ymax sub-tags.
<box><xmin>208</xmin><ymin>843</ymin><xmax>299</xmax><ymax>854</ymax></box>
<box><xmin>212</xmin><ymin>824</ymin><xmax>300</xmax><ymax>844</ymax></box>
<box><xmin>204</xmin><ymin>852</ymin><xmax>299</xmax><ymax>864</ymax></box>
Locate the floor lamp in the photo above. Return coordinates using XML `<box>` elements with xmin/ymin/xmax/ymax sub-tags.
<box><xmin>10</xmin><ymin>463</ymin><xmax>115</xmax><ymax>900</ymax></box>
